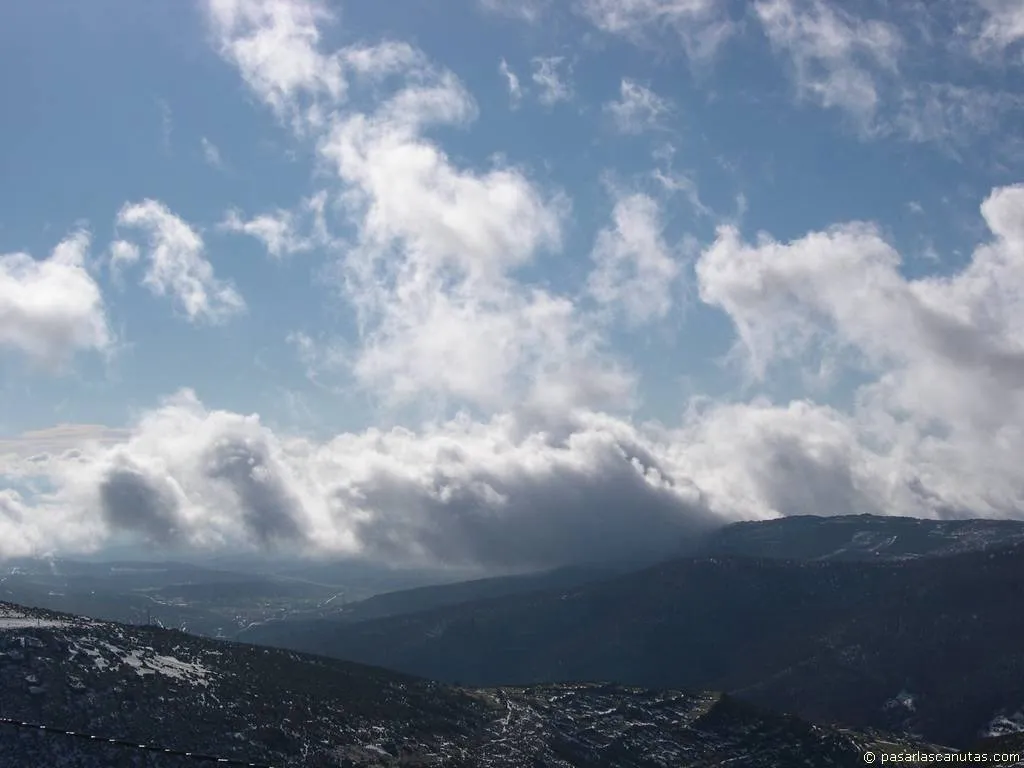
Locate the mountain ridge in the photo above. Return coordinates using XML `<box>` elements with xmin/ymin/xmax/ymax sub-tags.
<box><xmin>239</xmin><ymin>520</ymin><xmax>1024</xmax><ymax>750</ymax></box>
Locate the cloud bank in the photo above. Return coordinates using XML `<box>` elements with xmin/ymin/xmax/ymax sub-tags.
<box><xmin>3</xmin><ymin>0</ymin><xmax>1024</xmax><ymax>570</ymax></box>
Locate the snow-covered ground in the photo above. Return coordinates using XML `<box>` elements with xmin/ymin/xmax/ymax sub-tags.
<box><xmin>66</xmin><ymin>638</ymin><xmax>212</xmax><ymax>685</ymax></box>
<box><xmin>0</xmin><ymin>606</ymin><xmax>70</xmax><ymax>629</ymax></box>
<box><xmin>986</xmin><ymin>709</ymin><xmax>1024</xmax><ymax>738</ymax></box>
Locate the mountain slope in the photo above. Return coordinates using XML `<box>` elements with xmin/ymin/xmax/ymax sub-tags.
<box><xmin>0</xmin><ymin>601</ymin><xmax>956</xmax><ymax>767</ymax></box>
<box><xmin>332</xmin><ymin>562</ymin><xmax>630</xmax><ymax>623</ymax></box>
<box><xmin>312</xmin><ymin>514</ymin><xmax>1024</xmax><ymax>628</ymax></box>
<box><xmin>240</xmin><ymin>543</ymin><xmax>1024</xmax><ymax>750</ymax></box>
<box><xmin>691</xmin><ymin>514</ymin><xmax>1024</xmax><ymax>562</ymax></box>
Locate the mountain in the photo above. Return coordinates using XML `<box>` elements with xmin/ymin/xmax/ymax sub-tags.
<box><xmin>690</xmin><ymin>514</ymin><xmax>1024</xmax><ymax>562</ymax></box>
<box><xmin>239</xmin><ymin>540</ymin><xmax>1024</xmax><ymax>750</ymax></box>
<box><xmin>332</xmin><ymin>562</ymin><xmax>633</xmax><ymax>623</ymax></box>
<box><xmin>0</xmin><ymin>601</ymin><xmax>950</xmax><ymax>767</ymax></box>
<box><xmin>308</xmin><ymin>514</ymin><xmax>1024</xmax><ymax>628</ymax></box>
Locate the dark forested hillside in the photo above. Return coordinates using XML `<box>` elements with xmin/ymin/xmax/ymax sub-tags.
<box><xmin>241</xmin><ymin>539</ymin><xmax>1024</xmax><ymax>749</ymax></box>
<box><xmin>0</xmin><ymin>602</ymin><xmax>950</xmax><ymax>767</ymax></box>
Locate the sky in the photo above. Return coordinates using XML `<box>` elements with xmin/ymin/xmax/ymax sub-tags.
<box><xmin>1</xmin><ymin>0</ymin><xmax>1023</xmax><ymax>569</ymax></box>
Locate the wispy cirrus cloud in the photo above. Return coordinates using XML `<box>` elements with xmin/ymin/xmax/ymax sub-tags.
<box><xmin>200</xmin><ymin>137</ymin><xmax>225</xmax><ymax>168</ymax></box>
<box><xmin>498</xmin><ymin>58</ymin><xmax>523</xmax><ymax>108</ymax></box>
<box><xmin>530</xmin><ymin>56</ymin><xmax>573</xmax><ymax>106</ymax></box>
<box><xmin>115</xmin><ymin>200</ymin><xmax>246</xmax><ymax>324</ymax></box>
<box><xmin>754</xmin><ymin>0</ymin><xmax>902</xmax><ymax>128</ymax></box>
<box><xmin>577</xmin><ymin>0</ymin><xmax>735</xmax><ymax>60</ymax></box>
<box><xmin>220</xmin><ymin>192</ymin><xmax>330</xmax><ymax>258</ymax></box>
<box><xmin>604</xmin><ymin>79</ymin><xmax>672</xmax><ymax>134</ymax></box>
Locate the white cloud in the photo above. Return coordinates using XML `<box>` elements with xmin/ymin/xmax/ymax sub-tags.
<box><xmin>213</xmin><ymin>0</ymin><xmax>634</xmax><ymax>422</ymax></box>
<box><xmin>205</xmin><ymin>0</ymin><xmax>347</xmax><ymax>130</ymax></box>
<box><xmin>669</xmin><ymin>399</ymin><xmax>890</xmax><ymax>522</ymax></box>
<box><xmin>753</xmin><ymin>1</ymin><xmax>1023</xmax><ymax>147</ymax></box>
<box><xmin>3</xmin><ymin>390</ymin><xmax>713</xmax><ymax>566</ymax></box>
<box><xmin>498</xmin><ymin>58</ymin><xmax>523</xmax><ymax>108</ymax></box>
<box><xmin>312</xmin><ymin>55</ymin><xmax>635</xmax><ymax>415</ymax></box>
<box><xmin>116</xmin><ymin>0</ymin><xmax>1024</xmax><ymax>574</ymax></box>
<box><xmin>115</xmin><ymin>200</ymin><xmax>246</xmax><ymax>324</ymax></box>
<box><xmin>109</xmin><ymin>239</ymin><xmax>140</xmax><ymax>269</ymax></box>
<box><xmin>208</xmin><ymin>0</ymin><xmax>628</xmax><ymax>417</ymax></box>
<box><xmin>220</xmin><ymin>191</ymin><xmax>329</xmax><ymax>258</ymax></box>
<box><xmin>478</xmin><ymin>0</ymin><xmax>549</xmax><ymax>24</ymax></box>
<box><xmin>972</xmin><ymin>0</ymin><xmax>1024</xmax><ymax>58</ymax></box>
<box><xmin>286</xmin><ymin>331</ymin><xmax>349</xmax><ymax>389</ymax></box>
<box><xmin>755</xmin><ymin>0</ymin><xmax>902</xmax><ymax>127</ymax></box>
<box><xmin>0</xmin><ymin>232</ymin><xmax>113</xmax><ymax>370</ymax></box>
<box><xmin>201</xmin><ymin>137</ymin><xmax>225</xmax><ymax>168</ymax></box>
<box><xmin>588</xmin><ymin>193</ymin><xmax>680</xmax><ymax>325</ymax></box>
<box><xmin>340</xmin><ymin>41</ymin><xmax>428</xmax><ymax>81</ymax></box>
<box><xmin>221</xmin><ymin>209</ymin><xmax>302</xmax><ymax>257</ymax></box>
<box><xmin>604</xmin><ymin>79</ymin><xmax>671</xmax><ymax>134</ymax></box>
<box><xmin>530</xmin><ymin>56</ymin><xmax>573</xmax><ymax>106</ymax></box>
<box><xmin>0</xmin><ymin>488</ymin><xmax>100</xmax><ymax>560</ymax></box>
<box><xmin>10</xmin><ymin>187</ymin><xmax>1024</xmax><ymax>564</ymax></box>
<box><xmin>893</xmin><ymin>83</ymin><xmax>1024</xmax><ymax>148</ymax></box>
<box><xmin>577</xmin><ymin>0</ymin><xmax>734</xmax><ymax>60</ymax></box>
<box><xmin>650</xmin><ymin>142</ymin><xmax>711</xmax><ymax>218</ymax></box>
<box><xmin>695</xmin><ymin>183</ymin><xmax>1024</xmax><ymax>519</ymax></box>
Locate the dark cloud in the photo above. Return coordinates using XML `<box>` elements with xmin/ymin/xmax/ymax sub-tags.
<box><xmin>758</xmin><ymin>434</ymin><xmax>869</xmax><ymax>518</ymax></box>
<box><xmin>98</xmin><ymin>464</ymin><xmax>184</xmax><ymax>545</ymax></box>
<box><xmin>204</xmin><ymin>436</ymin><xmax>305</xmax><ymax>547</ymax></box>
<box><xmin>349</xmin><ymin>435</ymin><xmax>717</xmax><ymax>569</ymax></box>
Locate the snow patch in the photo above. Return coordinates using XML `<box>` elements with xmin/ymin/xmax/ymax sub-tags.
<box><xmin>883</xmin><ymin>690</ymin><xmax>916</xmax><ymax>712</ymax></box>
<box><xmin>67</xmin><ymin>638</ymin><xmax>213</xmax><ymax>685</ymax></box>
<box><xmin>986</xmin><ymin>710</ymin><xmax>1024</xmax><ymax>738</ymax></box>
<box><xmin>0</xmin><ymin>607</ymin><xmax>69</xmax><ymax>629</ymax></box>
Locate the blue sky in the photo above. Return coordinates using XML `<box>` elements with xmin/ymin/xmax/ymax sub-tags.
<box><xmin>1</xmin><ymin>0</ymin><xmax>1023</xmax><ymax>568</ymax></box>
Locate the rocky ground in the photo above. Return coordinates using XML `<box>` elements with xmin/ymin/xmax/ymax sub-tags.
<box><xmin>0</xmin><ymin>601</ymin><xmax>962</xmax><ymax>767</ymax></box>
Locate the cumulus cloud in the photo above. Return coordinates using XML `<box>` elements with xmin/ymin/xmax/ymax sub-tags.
<box><xmin>206</xmin><ymin>0</ymin><xmax>436</xmax><ymax>133</ymax></box>
<box><xmin>115</xmin><ymin>199</ymin><xmax>246</xmax><ymax>324</ymax></box>
<box><xmin>11</xmin><ymin>0</ymin><xmax>1022</xmax><ymax>571</ymax></box>
<box><xmin>206</xmin><ymin>0</ymin><xmax>630</xmax><ymax>418</ymax></box>
<box><xmin>0</xmin><ymin>232</ymin><xmax>113</xmax><ymax>371</ymax></box>
<box><xmin>0</xmin><ymin>489</ymin><xmax>100</xmax><ymax>560</ymax></box>
<box><xmin>314</xmin><ymin>53</ymin><xmax>636</xmax><ymax>415</ymax></box>
<box><xmin>205</xmin><ymin>0</ymin><xmax>347</xmax><ymax>130</ymax></box>
<box><xmin>530</xmin><ymin>56</ymin><xmax>573</xmax><ymax>106</ymax></box>
<box><xmin>208</xmin><ymin>0</ymin><xmax>634</xmax><ymax>417</ymax></box>
<box><xmin>604</xmin><ymin>79</ymin><xmax>672</xmax><ymax>134</ymax></box>
<box><xmin>695</xmin><ymin>183</ymin><xmax>1024</xmax><ymax>518</ymax></box>
<box><xmin>4</xmin><ymin>390</ymin><xmax>714</xmax><ymax>567</ymax></box>
<box><xmin>11</xmin><ymin>184</ymin><xmax>1024</xmax><ymax>566</ymax></box>
<box><xmin>587</xmin><ymin>193</ymin><xmax>680</xmax><ymax>325</ymax></box>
